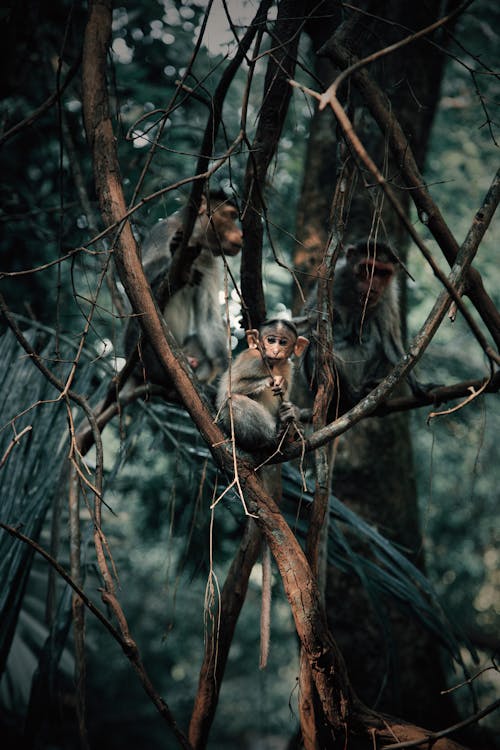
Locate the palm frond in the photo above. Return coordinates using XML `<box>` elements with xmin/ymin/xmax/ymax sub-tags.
<box><xmin>0</xmin><ymin>327</ymin><xmax>105</xmax><ymax>682</ymax></box>
<box><xmin>147</xmin><ymin>406</ymin><xmax>475</xmax><ymax>665</ymax></box>
<box><xmin>282</xmin><ymin>464</ymin><xmax>476</xmax><ymax>665</ymax></box>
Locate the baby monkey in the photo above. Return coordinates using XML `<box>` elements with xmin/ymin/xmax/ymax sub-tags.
<box><xmin>217</xmin><ymin>319</ymin><xmax>308</xmax><ymax>668</ymax></box>
<box><xmin>217</xmin><ymin>319</ymin><xmax>309</xmax><ymax>451</ymax></box>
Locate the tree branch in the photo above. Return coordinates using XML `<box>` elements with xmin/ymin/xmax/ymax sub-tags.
<box><xmin>290</xmin><ymin>78</ymin><xmax>499</xmax><ymax>366</ymax></box>
<box><xmin>79</xmin><ymin>2</ymin><xmax>479</xmax><ymax>747</ymax></box>
<box><xmin>166</xmin><ymin>0</ymin><xmax>273</xmax><ymax>300</ymax></box>
<box><xmin>188</xmin><ymin>520</ymin><xmax>261</xmax><ymax>749</ymax></box>
<box><xmin>319</xmin><ymin>13</ymin><xmax>500</xmax><ymax>349</ymax></box>
<box><xmin>281</xmin><ymin>198</ymin><xmax>496</xmax><ymax>459</ymax></box>
<box><xmin>241</xmin><ymin>0</ymin><xmax>306</xmax><ymax>328</ymax></box>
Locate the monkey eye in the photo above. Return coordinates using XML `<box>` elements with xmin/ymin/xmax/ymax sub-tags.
<box><xmin>357</xmin><ymin>262</ymin><xmax>372</xmax><ymax>276</ymax></box>
<box><xmin>265</xmin><ymin>335</ymin><xmax>288</xmax><ymax>346</ymax></box>
<box><xmin>358</xmin><ymin>262</ymin><xmax>393</xmax><ymax>278</ymax></box>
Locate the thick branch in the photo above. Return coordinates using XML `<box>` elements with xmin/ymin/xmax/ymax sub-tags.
<box><xmin>188</xmin><ymin>521</ymin><xmax>261</xmax><ymax>749</ymax></box>
<box><xmin>168</xmin><ymin>0</ymin><xmax>273</xmax><ymax>298</ymax></box>
<box><xmin>82</xmin><ymin>1</ymin><xmax>356</xmax><ymax>735</ymax></box>
<box><xmin>82</xmin><ymin>3</ymin><xmax>193</xmax><ymax>747</ymax></box>
<box><xmin>79</xmin><ymin>3</ymin><xmax>477</xmax><ymax>747</ymax></box>
<box><xmin>241</xmin><ymin>0</ymin><xmax>306</xmax><ymax>327</ymax></box>
<box><xmin>374</xmin><ymin>373</ymin><xmax>500</xmax><ymax>416</ymax></box>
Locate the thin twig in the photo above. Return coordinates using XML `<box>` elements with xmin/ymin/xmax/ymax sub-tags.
<box><xmin>0</xmin><ymin>425</ymin><xmax>33</xmax><ymax>468</ymax></box>
<box><xmin>290</xmin><ymin>78</ymin><xmax>499</xmax><ymax>367</ymax></box>
<box><xmin>384</xmin><ymin>698</ymin><xmax>500</xmax><ymax>749</ymax></box>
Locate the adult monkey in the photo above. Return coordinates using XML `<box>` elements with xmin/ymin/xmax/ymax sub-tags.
<box><xmin>302</xmin><ymin>239</ymin><xmax>429</xmax><ymax>414</ymax></box>
<box><xmin>125</xmin><ymin>190</ymin><xmax>242</xmax><ymax>389</ymax></box>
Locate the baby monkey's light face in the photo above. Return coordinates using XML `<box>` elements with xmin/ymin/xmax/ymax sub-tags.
<box><xmin>245</xmin><ymin>320</ymin><xmax>309</xmax><ymax>362</ymax></box>
<box><xmin>260</xmin><ymin>327</ymin><xmax>296</xmax><ymax>363</ymax></box>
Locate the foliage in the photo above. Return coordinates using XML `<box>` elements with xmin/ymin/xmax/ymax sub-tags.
<box><xmin>1</xmin><ymin>1</ymin><xmax>499</xmax><ymax>748</ymax></box>
<box><xmin>406</xmin><ymin>4</ymin><xmax>500</xmax><ymax>724</ymax></box>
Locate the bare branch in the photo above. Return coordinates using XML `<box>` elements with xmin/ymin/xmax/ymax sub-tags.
<box><xmin>383</xmin><ymin>698</ymin><xmax>500</xmax><ymax>749</ymax></box>
<box><xmin>318</xmin><ymin>13</ymin><xmax>500</xmax><ymax>348</ymax></box>
<box><xmin>241</xmin><ymin>0</ymin><xmax>306</xmax><ymax>328</ymax></box>
<box><xmin>281</xmin><ymin>202</ymin><xmax>496</xmax><ymax>459</ymax></box>
<box><xmin>167</xmin><ymin>0</ymin><xmax>273</xmax><ymax>300</ymax></box>
<box><xmin>188</xmin><ymin>521</ymin><xmax>261</xmax><ymax>748</ymax></box>
<box><xmin>290</xmin><ymin>78</ymin><xmax>500</xmax><ymax>366</ymax></box>
<box><xmin>0</xmin><ymin>55</ymin><xmax>81</xmax><ymax>146</ymax></box>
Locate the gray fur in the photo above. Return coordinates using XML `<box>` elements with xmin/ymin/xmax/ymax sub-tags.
<box><xmin>125</xmin><ymin>199</ymin><xmax>237</xmax><ymax>387</ymax></box>
<box><xmin>302</xmin><ymin>240</ymin><xmax>422</xmax><ymax>412</ymax></box>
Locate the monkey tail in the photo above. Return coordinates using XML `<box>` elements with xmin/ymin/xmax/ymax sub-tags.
<box><xmin>259</xmin><ymin>542</ymin><xmax>272</xmax><ymax>669</ymax></box>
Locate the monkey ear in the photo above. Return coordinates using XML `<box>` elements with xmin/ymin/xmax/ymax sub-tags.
<box><xmin>246</xmin><ymin>329</ymin><xmax>260</xmax><ymax>349</ymax></box>
<box><xmin>294</xmin><ymin>336</ymin><xmax>309</xmax><ymax>357</ymax></box>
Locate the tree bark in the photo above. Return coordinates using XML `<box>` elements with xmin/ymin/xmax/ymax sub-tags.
<box><xmin>295</xmin><ymin>0</ymin><xmax>463</xmax><ymax>731</ymax></box>
<box><xmin>241</xmin><ymin>0</ymin><xmax>306</xmax><ymax>327</ymax></box>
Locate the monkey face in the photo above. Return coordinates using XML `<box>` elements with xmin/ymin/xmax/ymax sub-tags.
<box><xmin>206</xmin><ymin>203</ymin><xmax>242</xmax><ymax>256</ymax></box>
<box><xmin>353</xmin><ymin>257</ymin><xmax>395</xmax><ymax>307</ymax></box>
<box><xmin>345</xmin><ymin>242</ymin><xmax>398</xmax><ymax>307</ymax></box>
<box><xmin>261</xmin><ymin>330</ymin><xmax>297</xmax><ymax>363</ymax></box>
<box><xmin>247</xmin><ymin>320</ymin><xmax>308</xmax><ymax>361</ymax></box>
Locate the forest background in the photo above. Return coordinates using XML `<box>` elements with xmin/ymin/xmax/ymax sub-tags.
<box><xmin>0</xmin><ymin>1</ymin><xmax>499</xmax><ymax>749</ymax></box>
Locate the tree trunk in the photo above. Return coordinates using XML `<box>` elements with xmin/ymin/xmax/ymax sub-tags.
<box><xmin>295</xmin><ymin>0</ymin><xmax>462</xmax><ymax>730</ymax></box>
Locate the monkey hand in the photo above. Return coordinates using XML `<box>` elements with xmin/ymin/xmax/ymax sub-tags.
<box><xmin>271</xmin><ymin>375</ymin><xmax>285</xmax><ymax>396</ymax></box>
<box><xmin>278</xmin><ymin>401</ymin><xmax>303</xmax><ymax>444</ymax></box>
<box><xmin>278</xmin><ymin>400</ymin><xmax>299</xmax><ymax>424</ymax></box>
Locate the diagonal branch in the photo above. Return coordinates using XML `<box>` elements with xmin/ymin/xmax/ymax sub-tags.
<box><xmin>82</xmin><ymin>1</ymin><xmax>356</xmax><ymax>739</ymax></box>
<box><xmin>318</xmin><ymin>14</ymin><xmax>500</xmax><ymax>348</ymax></box>
<box><xmin>188</xmin><ymin>520</ymin><xmax>261</xmax><ymax>749</ymax></box>
<box><xmin>166</xmin><ymin>0</ymin><xmax>273</xmax><ymax>301</ymax></box>
<box><xmin>279</xmin><ymin>166</ymin><xmax>500</xmax><ymax>460</ymax></box>
<box><xmin>290</xmin><ymin>77</ymin><xmax>499</xmax><ymax>366</ymax></box>
<box><xmin>79</xmin><ymin>3</ymin><xmax>476</xmax><ymax>748</ymax></box>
